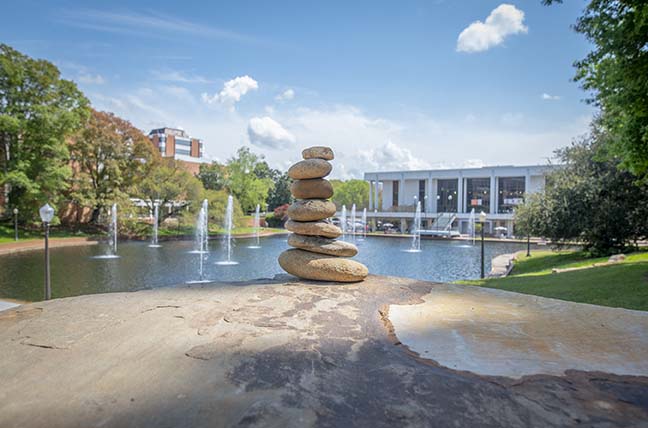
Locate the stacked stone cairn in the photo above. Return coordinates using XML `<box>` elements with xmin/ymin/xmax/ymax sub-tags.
<box><xmin>278</xmin><ymin>146</ymin><xmax>369</xmax><ymax>283</ymax></box>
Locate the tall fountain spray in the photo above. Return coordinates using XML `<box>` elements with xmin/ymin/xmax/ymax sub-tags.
<box><xmin>351</xmin><ymin>204</ymin><xmax>357</xmax><ymax>241</ymax></box>
<box><xmin>361</xmin><ymin>208</ymin><xmax>367</xmax><ymax>240</ymax></box>
<box><xmin>110</xmin><ymin>203</ymin><xmax>118</xmax><ymax>255</ymax></box>
<box><xmin>406</xmin><ymin>201</ymin><xmax>422</xmax><ymax>252</ymax></box>
<box><xmin>149</xmin><ymin>202</ymin><xmax>161</xmax><ymax>248</ymax></box>
<box><xmin>468</xmin><ymin>208</ymin><xmax>476</xmax><ymax>245</ymax></box>
<box><xmin>187</xmin><ymin>201</ymin><xmax>210</xmax><ymax>283</ymax></box>
<box><xmin>216</xmin><ymin>195</ymin><xmax>238</xmax><ymax>265</ymax></box>
<box><xmin>247</xmin><ymin>204</ymin><xmax>261</xmax><ymax>249</ymax></box>
<box><xmin>340</xmin><ymin>205</ymin><xmax>347</xmax><ymax>240</ymax></box>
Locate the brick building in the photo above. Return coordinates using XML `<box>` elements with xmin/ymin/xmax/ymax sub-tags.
<box><xmin>148</xmin><ymin>127</ymin><xmax>208</xmax><ymax>175</ymax></box>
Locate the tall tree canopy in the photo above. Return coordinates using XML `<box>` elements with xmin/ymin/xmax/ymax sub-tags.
<box><xmin>224</xmin><ymin>147</ymin><xmax>273</xmax><ymax>212</ymax></box>
<box><xmin>68</xmin><ymin>109</ymin><xmax>158</xmax><ymax>223</ymax></box>
<box><xmin>0</xmin><ymin>44</ymin><xmax>89</xmax><ymax>221</ymax></box>
<box><xmin>545</xmin><ymin>0</ymin><xmax>648</xmax><ymax>178</ymax></box>
<box><xmin>330</xmin><ymin>179</ymin><xmax>369</xmax><ymax>210</ymax></box>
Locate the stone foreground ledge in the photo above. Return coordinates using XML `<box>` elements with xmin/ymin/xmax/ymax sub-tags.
<box><xmin>0</xmin><ymin>275</ymin><xmax>647</xmax><ymax>428</ymax></box>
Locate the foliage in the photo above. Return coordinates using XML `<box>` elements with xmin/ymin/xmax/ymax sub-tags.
<box><xmin>461</xmin><ymin>249</ymin><xmax>648</xmax><ymax>311</ymax></box>
<box><xmin>544</xmin><ymin>0</ymin><xmax>648</xmax><ymax>179</ymax></box>
<box><xmin>224</xmin><ymin>147</ymin><xmax>273</xmax><ymax>212</ymax></box>
<box><xmin>331</xmin><ymin>179</ymin><xmax>369</xmax><ymax>209</ymax></box>
<box><xmin>265</xmin><ymin>203</ymin><xmax>289</xmax><ymax>228</ymax></box>
<box><xmin>266</xmin><ymin>171</ymin><xmax>292</xmax><ymax>210</ymax></box>
<box><xmin>515</xmin><ymin>126</ymin><xmax>648</xmax><ymax>255</ymax></box>
<box><xmin>197</xmin><ymin>161</ymin><xmax>226</xmax><ymax>191</ymax></box>
<box><xmin>0</xmin><ymin>44</ymin><xmax>89</xmax><ymax>222</ymax></box>
<box><xmin>68</xmin><ymin>109</ymin><xmax>158</xmax><ymax>223</ymax></box>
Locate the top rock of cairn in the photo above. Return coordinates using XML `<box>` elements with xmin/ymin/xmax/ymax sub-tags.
<box><xmin>302</xmin><ymin>146</ymin><xmax>334</xmax><ymax>161</ymax></box>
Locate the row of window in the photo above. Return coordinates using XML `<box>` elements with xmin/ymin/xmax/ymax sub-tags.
<box><xmin>391</xmin><ymin>177</ymin><xmax>526</xmax><ymax>214</ymax></box>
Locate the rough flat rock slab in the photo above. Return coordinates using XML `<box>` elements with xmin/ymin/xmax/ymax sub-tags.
<box><xmin>288</xmin><ymin>159</ymin><xmax>332</xmax><ymax>180</ymax></box>
<box><xmin>287</xmin><ymin>199</ymin><xmax>337</xmax><ymax>222</ymax></box>
<box><xmin>389</xmin><ymin>284</ymin><xmax>648</xmax><ymax>378</ymax></box>
<box><xmin>285</xmin><ymin>219</ymin><xmax>342</xmax><ymax>238</ymax></box>
<box><xmin>0</xmin><ymin>277</ymin><xmax>647</xmax><ymax>427</ymax></box>
<box><xmin>287</xmin><ymin>233</ymin><xmax>358</xmax><ymax>257</ymax></box>
<box><xmin>290</xmin><ymin>179</ymin><xmax>334</xmax><ymax>200</ymax></box>
<box><xmin>302</xmin><ymin>146</ymin><xmax>334</xmax><ymax>160</ymax></box>
<box><xmin>279</xmin><ymin>249</ymin><xmax>368</xmax><ymax>282</ymax></box>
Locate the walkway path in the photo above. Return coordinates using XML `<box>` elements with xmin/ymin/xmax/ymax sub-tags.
<box><xmin>1</xmin><ymin>276</ymin><xmax>646</xmax><ymax>427</ymax></box>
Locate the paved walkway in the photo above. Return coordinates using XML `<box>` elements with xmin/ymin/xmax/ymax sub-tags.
<box><xmin>0</xmin><ymin>276</ymin><xmax>647</xmax><ymax>427</ymax></box>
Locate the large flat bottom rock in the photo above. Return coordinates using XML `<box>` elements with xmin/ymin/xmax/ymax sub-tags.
<box><xmin>0</xmin><ymin>276</ymin><xmax>647</xmax><ymax>428</ymax></box>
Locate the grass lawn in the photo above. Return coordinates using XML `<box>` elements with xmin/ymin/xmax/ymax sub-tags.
<box><xmin>0</xmin><ymin>224</ymin><xmax>91</xmax><ymax>244</ymax></box>
<box><xmin>459</xmin><ymin>250</ymin><xmax>648</xmax><ymax>311</ymax></box>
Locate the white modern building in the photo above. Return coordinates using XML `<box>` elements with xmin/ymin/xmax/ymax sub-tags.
<box><xmin>364</xmin><ymin>165</ymin><xmax>557</xmax><ymax>237</ymax></box>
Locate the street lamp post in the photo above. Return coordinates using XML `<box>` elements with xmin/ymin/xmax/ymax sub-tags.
<box><xmin>527</xmin><ymin>232</ymin><xmax>531</xmax><ymax>257</ymax></box>
<box><xmin>479</xmin><ymin>211</ymin><xmax>487</xmax><ymax>279</ymax></box>
<box><xmin>13</xmin><ymin>208</ymin><xmax>18</xmax><ymax>241</ymax></box>
<box><xmin>39</xmin><ymin>203</ymin><xmax>55</xmax><ymax>300</ymax></box>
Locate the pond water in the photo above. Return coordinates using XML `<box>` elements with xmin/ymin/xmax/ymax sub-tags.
<box><xmin>0</xmin><ymin>235</ymin><xmax>529</xmax><ymax>301</ymax></box>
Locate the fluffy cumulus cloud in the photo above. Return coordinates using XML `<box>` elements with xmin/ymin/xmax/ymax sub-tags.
<box><xmin>457</xmin><ymin>4</ymin><xmax>528</xmax><ymax>53</ymax></box>
<box><xmin>202</xmin><ymin>75</ymin><xmax>258</xmax><ymax>107</ymax></box>
<box><xmin>541</xmin><ymin>93</ymin><xmax>561</xmax><ymax>101</ymax></box>
<box><xmin>361</xmin><ymin>141</ymin><xmax>430</xmax><ymax>172</ymax></box>
<box><xmin>275</xmin><ymin>88</ymin><xmax>295</xmax><ymax>101</ymax></box>
<box><xmin>247</xmin><ymin>116</ymin><xmax>296</xmax><ymax>148</ymax></box>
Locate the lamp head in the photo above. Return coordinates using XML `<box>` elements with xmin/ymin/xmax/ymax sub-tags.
<box><xmin>479</xmin><ymin>211</ymin><xmax>487</xmax><ymax>223</ymax></box>
<box><xmin>13</xmin><ymin>208</ymin><xmax>18</xmax><ymax>215</ymax></box>
<box><xmin>39</xmin><ymin>203</ymin><xmax>55</xmax><ymax>223</ymax></box>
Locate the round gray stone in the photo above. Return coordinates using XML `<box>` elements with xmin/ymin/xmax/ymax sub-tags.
<box><xmin>287</xmin><ymin>233</ymin><xmax>358</xmax><ymax>257</ymax></box>
<box><xmin>288</xmin><ymin>159</ymin><xmax>332</xmax><ymax>180</ymax></box>
<box><xmin>287</xmin><ymin>199</ymin><xmax>337</xmax><ymax>222</ymax></box>
<box><xmin>278</xmin><ymin>249</ymin><xmax>368</xmax><ymax>282</ymax></box>
<box><xmin>285</xmin><ymin>220</ymin><xmax>342</xmax><ymax>238</ymax></box>
<box><xmin>291</xmin><ymin>179</ymin><xmax>333</xmax><ymax>199</ymax></box>
<box><xmin>302</xmin><ymin>146</ymin><xmax>334</xmax><ymax>161</ymax></box>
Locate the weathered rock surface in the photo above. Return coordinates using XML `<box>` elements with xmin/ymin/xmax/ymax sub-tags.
<box><xmin>279</xmin><ymin>249</ymin><xmax>368</xmax><ymax>282</ymax></box>
<box><xmin>287</xmin><ymin>199</ymin><xmax>337</xmax><ymax>222</ymax></box>
<box><xmin>302</xmin><ymin>146</ymin><xmax>334</xmax><ymax>160</ymax></box>
<box><xmin>288</xmin><ymin>159</ymin><xmax>332</xmax><ymax>180</ymax></box>
<box><xmin>290</xmin><ymin>179</ymin><xmax>334</xmax><ymax>199</ymax></box>
<box><xmin>285</xmin><ymin>219</ymin><xmax>342</xmax><ymax>238</ymax></box>
<box><xmin>287</xmin><ymin>233</ymin><xmax>358</xmax><ymax>257</ymax></box>
<box><xmin>1</xmin><ymin>277</ymin><xmax>647</xmax><ymax>427</ymax></box>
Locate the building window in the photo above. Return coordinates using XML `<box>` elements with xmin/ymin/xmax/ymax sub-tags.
<box><xmin>392</xmin><ymin>181</ymin><xmax>399</xmax><ymax>207</ymax></box>
<box><xmin>175</xmin><ymin>138</ymin><xmax>192</xmax><ymax>147</ymax></box>
<box><xmin>437</xmin><ymin>179</ymin><xmax>458</xmax><ymax>213</ymax></box>
<box><xmin>418</xmin><ymin>180</ymin><xmax>426</xmax><ymax>212</ymax></box>
<box><xmin>176</xmin><ymin>148</ymin><xmax>192</xmax><ymax>156</ymax></box>
<box><xmin>498</xmin><ymin>177</ymin><xmax>525</xmax><ymax>213</ymax></box>
<box><xmin>465</xmin><ymin>178</ymin><xmax>490</xmax><ymax>213</ymax></box>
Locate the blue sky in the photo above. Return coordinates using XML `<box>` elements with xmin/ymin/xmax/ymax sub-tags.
<box><xmin>3</xmin><ymin>0</ymin><xmax>593</xmax><ymax>178</ymax></box>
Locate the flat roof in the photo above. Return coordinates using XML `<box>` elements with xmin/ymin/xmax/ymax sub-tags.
<box><xmin>364</xmin><ymin>164</ymin><xmax>558</xmax><ymax>179</ymax></box>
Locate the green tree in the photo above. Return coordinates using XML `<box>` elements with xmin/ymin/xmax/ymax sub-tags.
<box><xmin>266</xmin><ymin>172</ymin><xmax>292</xmax><ymax>210</ymax></box>
<box><xmin>224</xmin><ymin>147</ymin><xmax>273</xmax><ymax>212</ymax></box>
<box><xmin>544</xmin><ymin>0</ymin><xmax>648</xmax><ymax>179</ymax></box>
<box><xmin>331</xmin><ymin>179</ymin><xmax>369</xmax><ymax>210</ymax></box>
<box><xmin>0</xmin><ymin>44</ymin><xmax>89</xmax><ymax>221</ymax></box>
<box><xmin>197</xmin><ymin>161</ymin><xmax>226</xmax><ymax>191</ymax></box>
<box><xmin>68</xmin><ymin>109</ymin><xmax>158</xmax><ymax>223</ymax></box>
<box><xmin>515</xmin><ymin>124</ymin><xmax>648</xmax><ymax>255</ymax></box>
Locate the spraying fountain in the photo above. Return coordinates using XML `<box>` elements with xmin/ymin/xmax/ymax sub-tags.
<box><xmin>404</xmin><ymin>201</ymin><xmax>422</xmax><ymax>253</ymax></box>
<box><xmin>216</xmin><ymin>195</ymin><xmax>238</xmax><ymax>265</ymax></box>
<box><xmin>351</xmin><ymin>204</ymin><xmax>357</xmax><ymax>241</ymax></box>
<box><xmin>149</xmin><ymin>202</ymin><xmax>162</xmax><ymax>248</ymax></box>
<box><xmin>358</xmin><ymin>207</ymin><xmax>367</xmax><ymax>241</ymax></box>
<box><xmin>340</xmin><ymin>205</ymin><xmax>347</xmax><ymax>240</ymax></box>
<box><xmin>247</xmin><ymin>204</ymin><xmax>261</xmax><ymax>249</ymax></box>
<box><xmin>468</xmin><ymin>208</ymin><xmax>476</xmax><ymax>245</ymax></box>
<box><xmin>189</xmin><ymin>199</ymin><xmax>209</xmax><ymax>254</ymax></box>
<box><xmin>187</xmin><ymin>200</ymin><xmax>211</xmax><ymax>283</ymax></box>
<box><xmin>92</xmin><ymin>203</ymin><xmax>120</xmax><ymax>259</ymax></box>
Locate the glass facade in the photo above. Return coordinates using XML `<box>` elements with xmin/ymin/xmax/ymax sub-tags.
<box><xmin>465</xmin><ymin>178</ymin><xmax>490</xmax><ymax>213</ymax></box>
<box><xmin>498</xmin><ymin>177</ymin><xmax>525</xmax><ymax>213</ymax></box>
<box><xmin>437</xmin><ymin>179</ymin><xmax>458</xmax><ymax>213</ymax></box>
<box><xmin>418</xmin><ymin>180</ymin><xmax>426</xmax><ymax>212</ymax></box>
<box><xmin>392</xmin><ymin>181</ymin><xmax>399</xmax><ymax>207</ymax></box>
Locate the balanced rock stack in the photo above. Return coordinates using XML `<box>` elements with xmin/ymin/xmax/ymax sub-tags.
<box><xmin>278</xmin><ymin>147</ymin><xmax>369</xmax><ymax>283</ymax></box>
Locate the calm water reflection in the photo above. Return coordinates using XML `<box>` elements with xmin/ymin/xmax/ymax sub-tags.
<box><xmin>0</xmin><ymin>235</ymin><xmax>528</xmax><ymax>301</ymax></box>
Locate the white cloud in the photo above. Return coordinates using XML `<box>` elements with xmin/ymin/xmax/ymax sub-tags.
<box><xmin>362</xmin><ymin>141</ymin><xmax>430</xmax><ymax>171</ymax></box>
<box><xmin>275</xmin><ymin>88</ymin><xmax>295</xmax><ymax>101</ymax></box>
<box><xmin>202</xmin><ymin>75</ymin><xmax>258</xmax><ymax>108</ymax></box>
<box><xmin>541</xmin><ymin>93</ymin><xmax>561</xmax><ymax>101</ymax></box>
<box><xmin>457</xmin><ymin>4</ymin><xmax>528</xmax><ymax>53</ymax></box>
<box><xmin>151</xmin><ymin>70</ymin><xmax>212</xmax><ymax>84</ymax></box>
<box><xmin>77</xmin><ymin>73</ymin><xmax>105</xmax><ymax>84</ymax></box>
<box><xmin>247</xmin><ymin>116</ymin><xmax>296</xmax><ymax>149</ymax></box>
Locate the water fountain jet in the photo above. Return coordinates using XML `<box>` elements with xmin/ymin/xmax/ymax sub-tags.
<box><xmin>247</xmin><ymin>204</ymin><xmax>261</xmax><ymax>249</ymax></box>
<box><xmin>148</xmin><ymin>202</ymin><xmax>162</xmax><ymax>248</ymax></box>
<box><xmin>216</xmin><ymin>195</ymin><xmax>238</xmax><ymax>265</ymax></box>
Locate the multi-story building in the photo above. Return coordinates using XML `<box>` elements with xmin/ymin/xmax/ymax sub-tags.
<box><xmin>148</xmin><ymin>127</ymin><xmax>207</xmax><ymax>174</ymax></box>
<box><xmin>363</xmin><ymin>164</ymin><xmax>557</xmax><ymax>237</ymax></box>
